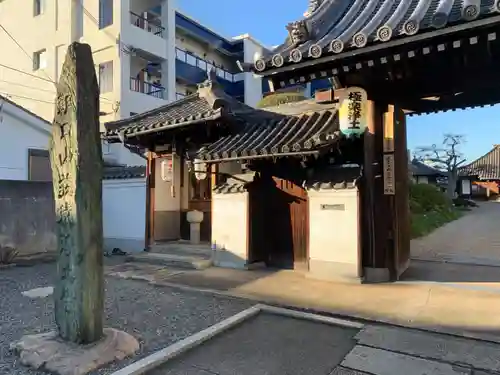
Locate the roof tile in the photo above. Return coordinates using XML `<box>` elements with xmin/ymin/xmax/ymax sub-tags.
<box><xmin>459</xmin><ymin>145</ymin><xmax>500</xmax><ymax>180</ymax></box>
<box><xmin>253</xmin><ymin>0</ymin><xmax>498</xmax><ymax>73</ymax></box>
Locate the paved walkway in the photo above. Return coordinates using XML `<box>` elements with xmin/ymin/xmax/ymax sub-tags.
<box><xmin>411</xmin><ymin>202</ymin><xmax>500</xmax><ymax>266</ymax></box>
<box><xmin>146</xmin><ymin>311</ymin><xmax>500</xmax><ymax>375</ymax></box>
<box><xmin>106</xmin><ymin>260</ymin><xmax>500</xmax><ymax>343</ymax></box>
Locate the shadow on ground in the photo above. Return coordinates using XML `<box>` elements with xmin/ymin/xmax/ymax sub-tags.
<box><xmin>401</xmin><ymin>260</ymin><xmax>500</xmax><ymax>284</ymax></box>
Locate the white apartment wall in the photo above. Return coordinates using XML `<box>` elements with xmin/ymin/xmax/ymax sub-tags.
<box><xmin>176</xmin><ymin>34</ymin><xmax>237</xmax><ymax>72</ymax></box>
<box><xmin>0</xmin><ymin>0</ymin><xmax>175</xmax><ymax>167</ymax></box>
<box><xmin>0</xmin><ymin>100</ymin><xmax>51</xmax><ymax>180</ymax></box>
<box><xmin>242</xmin><ymin>38</ymin><xmax>264</xmax><ymax>108</ymax></box>
<box><xmin>0</xmin><ymin>0</ymin><xmax>71</xmax><ymax>122</ymax></box>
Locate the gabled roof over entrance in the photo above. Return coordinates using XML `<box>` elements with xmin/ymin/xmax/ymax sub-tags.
<box><xmin>459</xmin><ymin>144</ymin><xmax>500</xmax><ymax>180</ymax></box>
<box><xmin>104</xmin><ymin>72</ymin><xmax>280</xmax><ymax>143</ymax></box>
<box><xmin>254</xmin><ymin>0</ymin><xmax>499</xmax><ymax>74</ymax></box>
<box><xmin>103</xmin><ymin>75</ymin><xmax>342</xmax><ymax>162</ymax></box>
<box><xmin>197</xmin><ymin>103</ymin><xmax>339</xmax><ymax>162</ymax></box>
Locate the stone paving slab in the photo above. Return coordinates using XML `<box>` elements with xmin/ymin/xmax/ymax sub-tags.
<box><xmin>148</xmin><ymin>312</ymin><xmax>359</xmax><ymax>375</ymax></box>
<box><xmin>329</xmin><ymin>366</ymin><xmax>372</xmax><ymax>375</ymax></box>
<box><xmin>341</xmin><ymin>346</ymin><xmax>471</xmax><ymax>375</ymax></box>
<box><xmin>356</xmin><ymin>326</ymin><xmax>500</xmax><ymax>372</ymax></box>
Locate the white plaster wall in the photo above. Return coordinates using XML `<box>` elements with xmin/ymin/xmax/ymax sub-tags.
<box><xmin>462</xmin><ymin>179</ymin><xmax>471</xmax><ymax>195</ymax></box>
<box><xmin>416</xmin><ymin>176</ymin><xmax>429</xmax><ymax>184</ymax></box>
<box><xmin>0</xmin><ymin>101</ymin><xmax>50</xmax><ymax>180</ymax></box>
<box><xmin>242</xmin><ymin>38</ymin><xmax>264</xmax><ymax>108</ymax></box>
<box><xmin>308</xmin><ymin>189</ymin><xmax>361</xmax><ymax>281</ymax></box>
<box><xmin>102</xmin><ymin>178</ymin><xmax>146</xmax><ymax>252</ymax></box>
<box><xmin>212</xmin><ymin>192</ymin><xmax>249</xmax><ymax>269</ymax></box>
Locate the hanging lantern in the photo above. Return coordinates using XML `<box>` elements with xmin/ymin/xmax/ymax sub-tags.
<box><xmin>338</xmin><ymin>86</ymin><xmax>368</xmax><ymax>137</ymax></box>
<box><xmin>161</xmin><ymin>157</ymin><xmax>173</xmax><ymax>182</ymax></box>
<box><xmin>193</xmin><ymin>159</ymin><xmax>208</xmax><ymax>181</ymax></box>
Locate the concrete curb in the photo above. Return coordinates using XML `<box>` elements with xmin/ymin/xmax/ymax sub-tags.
<box><xmin>109</xmin><ymin>304</ymin><xmax>363</xmax><ymax>375</ymax></box>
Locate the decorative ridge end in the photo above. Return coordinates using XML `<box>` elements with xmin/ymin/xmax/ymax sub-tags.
<box><xmin>462</xmin><ymin>4</ymin><xmax>479</xmax><ymax>20</ymax></box>
<box><xmin>353</xmin><ymin>32</ymin><xmax>368</xmax><ymax>48</ymax></box>
<box><xmin>376</xmin><ymin>25</ymin><xmax>392</xmax><ymax>42</ymax></box>
<box><xmin>403</xmin><ymin>19</ymin><xmax>419</xmax><ymax>36</ymax></box>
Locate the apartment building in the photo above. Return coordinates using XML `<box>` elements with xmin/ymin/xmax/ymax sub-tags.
<box><xmin>0</xmin><ymin>0</ymin><xmax>267</xmax><ymax>166</ymax></box>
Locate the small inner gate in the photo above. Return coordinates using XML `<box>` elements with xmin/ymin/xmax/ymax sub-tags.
<box><xmin>249</xmin><ymin>175</ymin><xmax>309</xmax><ymax>270</ymax></box>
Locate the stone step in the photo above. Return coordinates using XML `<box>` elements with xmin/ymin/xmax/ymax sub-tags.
<box><xmin>149</xmin><ymin>242</ymin><xmax>213</xmax><ymax>259</ymax></box>
<box><xmin>126</xmin><ymin>252</ymin><xmax>213</xmax><ymax>270</ymax></box>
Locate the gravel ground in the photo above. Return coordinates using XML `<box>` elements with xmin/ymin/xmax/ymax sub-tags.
<box><xmin>0</xmin><ymin>263</ymin><xmax>253</xmax><ymax>375</ymax></box>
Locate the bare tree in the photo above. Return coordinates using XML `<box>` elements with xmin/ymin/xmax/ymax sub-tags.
<box><xmin>414</xmin><ymin>134</ymin><xmax>467</xmax><ymax>198</ymax></box>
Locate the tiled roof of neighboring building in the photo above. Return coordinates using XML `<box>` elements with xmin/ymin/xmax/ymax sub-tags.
<box><xmin>0</xmin><ymin>94</ymin><xmax>51</xmax><ymax>128</ymax></box>
<box><xmin>252</xmin><ymin>0</ymin><xmax>499</xmax><ymax>74</ymax></box>
<box><xmin>103</xmin><ymin>93</ymin><xmax>218</xmax><ymax>140</ymax></box>
<box><xmin>103</xmin><ymin>165</ymin><xmax>146</xmax><ymax>180</ymax></box>
<box><xmin>410</xmin><ymin>159</ymin><xmax>446</xmax><ymax>177</ymax></box>
<box><xmin>103</xmin><ymin>73</ymin><xmax>280</xmax><ymax>142</ymax></box>
<box><xmin>459</xmin><ymin>145</ymin><xmax>500</xmax><ymax>180</ymax></box>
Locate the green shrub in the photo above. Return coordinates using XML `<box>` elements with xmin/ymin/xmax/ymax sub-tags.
<box><xmin>257</xmin><ymin>92</ymin><xmax>306</xmax><ymax>108</ymax></box>
<box><xmin>409</xmin><ymin>183</ymin><xmax>454</xmax><ymax>213</ymax></box>
<box><xmin>409</xmin><ymin>182</ymin><xmax>462</xmax><ymax>238</ymax></box>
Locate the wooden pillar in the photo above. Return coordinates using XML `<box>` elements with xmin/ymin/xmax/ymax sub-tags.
<box><xmin>363</xmin><ymin>100</ymin><xmax>392</xmax><ymax>283</ymax></box>
<box><xmin>388</xmin><ymin>105</ymin><xmax>411</xmax><ymax>280</ymax></box>
<box><xmin>385</xmin><ymin>105</ymin><xmax>410</xmax><ymax>279</ymax></box>
<box><xmin>144</xmin><ymin>151</ymin><xmax>156</xmax><ymax>249</ymax></box>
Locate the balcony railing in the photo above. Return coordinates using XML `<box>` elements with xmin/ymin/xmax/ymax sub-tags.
<box><xmin>175</xmin><ymin>48</ymin><xmax>244</xmax><ymax>83</ymax></box>
<box><xmin>130</xmin><ymin>12</ymin><xmax>165</xmax><ymax>38</ymax></box>
<box><xmin>130</xmin><ymin>77</ymin><xmax>165</xmax><ymax>99</ymax></box>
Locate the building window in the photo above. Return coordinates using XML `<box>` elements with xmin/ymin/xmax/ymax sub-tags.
<box><xmin>99</xmin><ymin>0</ymin><xmax>113</xmax><ymax>29</ymax></box>
<box><xmin>98</xmin><ymin>61</ymin><xmax>113</xmax><ymax>93</ymax></box>
<box><xmin>28</xmin><ymin>149</ymin><xmax>51</xmax><ymax>181</ymax></box>
<box><xmin>33</xmin><ymin>0</ymin><xmax>44</xmax><ymax>16</ymax></box>
<box><xmin>33</xmin><ymin>49</ymin><xmax>47</xmax><ymax>71</ymax></box>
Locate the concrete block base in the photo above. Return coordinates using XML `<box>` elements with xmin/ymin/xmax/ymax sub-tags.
<box><xmin>10</xmin><ymin>328</ymin><xmax>139</xmax><ymax>375</ymax></box>
<box><xmin>307</xmin><ymin>259</ymin><xmax>362</xmax><ymax>284</ymax></box>
<box><xmin>363</xmin><ymin>267</ymin><xmax>391</xmax><ymax>283</ymax></box>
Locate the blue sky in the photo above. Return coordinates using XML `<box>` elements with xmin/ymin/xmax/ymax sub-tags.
<box><xmin>177</xmin><ymin>0</ymin><xmax>499</xmax><ymax>162</ymax></box>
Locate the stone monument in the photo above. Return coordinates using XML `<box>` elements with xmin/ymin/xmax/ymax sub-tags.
<box><xmin>10</xmin><ymin>42</ymin><xmax>138</xmax><ymax>375</ymax></box>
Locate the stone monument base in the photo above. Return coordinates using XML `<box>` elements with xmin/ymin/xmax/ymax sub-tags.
<box><xmin>10</xmin><ymin>328</ymin><xmax>139</xmax><ymax>375</ymax></box>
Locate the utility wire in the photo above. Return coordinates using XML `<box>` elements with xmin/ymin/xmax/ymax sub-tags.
<box><xmin>0</xmin><ymin>62</ymin><xmax>114</xmax><ymax>103</ymax></box>
<box><xmin>0</xmin><ymin>79</ymin><xmax>55</xmax><ymax>93</ymax></box>
<box><xmin>0</xmin><ymin>28</ymin><xmax>114</xmax><ymax>103</ymax></box>
<box><xmin>0</xmin><ymin>63</ymin><xmax>53</xmax><ymax>83</ymax></box>
<box><xmin>0</xmin><ymin>23</ymin><xmax>56</xmax><ymax>86</ymax></box>
<box><xmin>0</xmin><ymin>92</ymin><xmax>113</xmax><ymax>110</ymax></box>
<box><xmin>0</xmin><ymin>92</ymin><xmax>54</xmax><ymax>104</ymax></box>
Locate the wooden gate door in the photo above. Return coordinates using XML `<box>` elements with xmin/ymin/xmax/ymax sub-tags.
<box><xmin>271</xmin><ymin>177</ymin><xmax>309</xmax><ymax>270</ymax></box>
